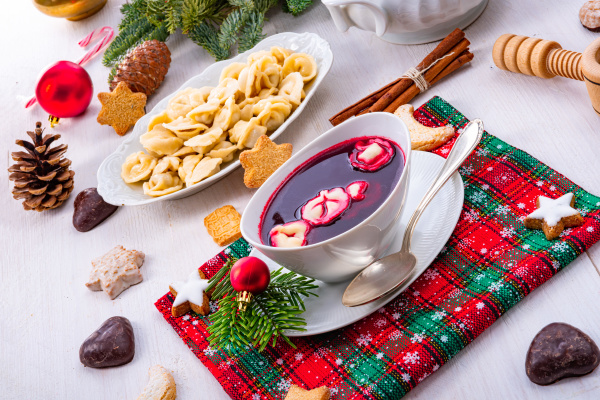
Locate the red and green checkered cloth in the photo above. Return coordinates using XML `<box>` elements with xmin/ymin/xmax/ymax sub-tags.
<box><xmin>155</xmin><ymin>96</ymin><xmax>600</xmax><ymax>399</ymax></box>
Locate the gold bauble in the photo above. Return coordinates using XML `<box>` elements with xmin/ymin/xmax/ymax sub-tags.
<box><xmin>32</xmin><ymin>0</ymin><xmax>107</xmax><ymax>21</ymax></box>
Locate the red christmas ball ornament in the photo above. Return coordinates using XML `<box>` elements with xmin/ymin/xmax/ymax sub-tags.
<box><xmin>35</xmin><ymin>61</ymin><xmax>93</xmax><ymax>125</ymax></box>
<box><xmin>230</xmin><ymin>257</ymin><xmax>270</xmax><ymax>310</ymax></box>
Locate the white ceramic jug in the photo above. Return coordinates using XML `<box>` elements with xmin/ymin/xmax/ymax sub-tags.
<box><xmin>321</xmin><ymin>0</ymin><xmax>488</xmax><ymax>44</ymax></box>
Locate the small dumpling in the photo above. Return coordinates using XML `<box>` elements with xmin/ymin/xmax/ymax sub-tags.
<box><xmin>213</xmin><ymin>96</ymin><xmax>241</xmax><ymax>131</ymax></box>
<box><xmin>185</xmin><ymin>157</ymin><xmax>222</xmax><ymax>187</ymax></box>
<box><xmin>162</xmin><ymin>116</ymin><xmax>208</xmax><ymax>140</ymax></box>
<box><xmin>140</xmin><ymin>125</ymin><xmax>184</xmax><ymax>156</ymax></box>
<box><xmin>121</xmin><ymin>151</ymin><xmax>158</xmax><ymax>183</ymax></box>
<box><xmin>208</xmin><ymin>141</ymin><xmax>237</xmax><ymax>163</ymax></box>
<box><xmin>219</xmin><ymin>62</ymin><xmax>247</xmax><ymax>82</ymax></box>
<box><xmin>186</xmin><ymin>99</ymin><xmax>221</xmax><ymax>125</ymax></box>
<box><xmin>240</xmin><ymin>103</ymin><xmax>254</xmax><ymax>121</ymax></box>
<box><xmin>278</xmin><ymin>72</ymin><xmax>304</xmax><ymax>108</ymax></box>
<box><xmin>148</xmin><ymin>112</ymin><xmax>172</xmax><ymax>131</ymax></box>
<box><xmin>152</xmin><ymin>156</ymin><xmax>181</xmax><ymax>175</ymax></box>
<box><xmin>172</xmin><ymin>146</ymin><xmax>197</xmax><ymax>158</ymax></box>
<box><xmin>208</xmin><ymin>78</ymin><xmax>243</xmax><ymax>105</ymax></box>
<box><xmin>247</xmin><ymin>50</ymin><xmax>272</xmax><ymax>64</ymax></box>
<box><xmin>166</xmin><ymin>87</ymin><xmax>197</xmax><ymax>120</ymax></box>
<box><xmin>178</xmin><ymin>154</ymin><xmax>203</xmax><ymax>182</ymax></box>
<box><xmin>238</xmin><ymin>56</ymin><xmax>281</xmax><ymax>98</ymax></box>
<box><xmin>188</xmin><ymin>86</ymin><xmax>213</xmax><ymax>107</ymax></box>
<box><xmin>184</xmin><ymin>127</ymin><xmax>224</xmax><ymax>154</ymax></box>
<box><xmin>257</xmin><ymin>87</ymin><xmax>278</xmax><ymax>99</ymax></box>
<box><xmin>253</xmin><ymin>97</ymin><xmax>292</xmax><ymax>131</ymax></box>
<box><xmin>282</xmin><ymin>52</ymin><xmax>317</xmax><ymax>82</ymax></box>
<box><xmin>229</xmin><ymin>118</ymin><xmax>267</xmax><ymax>149</ymax></box>
<box><xmin>270</xmin><ymin>46</ymin><xmax>292</xmax><ymax>65</ymax></box>
<box><xmin>143</xmin><ymin>172</ymin><xmax>183</xmax><ymax>197</ymax></box>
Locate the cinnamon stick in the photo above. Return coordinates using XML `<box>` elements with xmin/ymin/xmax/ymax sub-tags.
<box><xmin>368</xmin><ymin>28</ymin><xmax>466</xmax><ymax>112</ymax></box>
<box><xmin>383</xmin><ymin>51</ymin><xmax>474</xmax><ymax>113</ymax></box>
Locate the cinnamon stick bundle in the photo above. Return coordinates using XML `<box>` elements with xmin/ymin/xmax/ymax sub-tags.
<box><xmin>329</xmin><ymin>28</ymin><xmax>474</xmax><ymax>126</ymax></box>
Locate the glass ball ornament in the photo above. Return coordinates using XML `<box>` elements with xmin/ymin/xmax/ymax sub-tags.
<box><xmin>230</xmin><ymin>257</ymin><xmax>271</xmax><ymax>295</ymax></box>
<box><xmin>35</xmin><ymin>61</ymin><xmax>93</xmax><ymax>120</ymax></box>
<box><xmin>32</xmin><ymin>0</ymin><xmax>107</xmax><ymax>21</ymax></box>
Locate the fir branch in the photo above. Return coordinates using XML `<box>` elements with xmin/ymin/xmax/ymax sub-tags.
<box><xmin>237</xmin><ymin>10</ymin><xmax>265</xmax><ymax>53</ymax></box>
<box><xmin>103</xmin><ymin>18</ymin><xmax>155</xmax><ymax>67</ymax></box>
<box><xmin>187</xmin><ymin>21</ymin><xmax>231</xmax><ymax>61</ymax></box>
<box><xmin>283</xmin><ymin>0</ymin><xmax>313</xmax><ymax>15</ymax></box>
<box><xmin>217</xmin><ymin>8</ymin><xmax>248</xmax><ymax>53</ymax></box>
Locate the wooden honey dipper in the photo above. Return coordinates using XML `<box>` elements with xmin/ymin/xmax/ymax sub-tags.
<box><xmin>492</xmin><ymin>34</ymin><xmax>600</xmax><ymax>114</ymax></box>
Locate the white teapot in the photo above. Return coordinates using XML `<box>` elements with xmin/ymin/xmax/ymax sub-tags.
<box><xmin>321</xmin><ymin>0</ymin><xmax>488</xmax><ymax>44</ymax></box>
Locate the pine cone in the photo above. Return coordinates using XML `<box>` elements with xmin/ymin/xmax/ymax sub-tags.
<box><xmin>8</xmin><ymin>122</ymin><xmax>75</xmax><ymax>212</ymax></box>
<box><xmin>110</xmin><ymin>40</ymin><xmax>171</xmax><ymax>97</ymax></box>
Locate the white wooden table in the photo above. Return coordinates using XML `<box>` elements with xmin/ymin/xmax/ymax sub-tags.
<box><xmin>3</xmin><ymin>1</ymin><xmax>600</xmax><ymax>398</ymax></box>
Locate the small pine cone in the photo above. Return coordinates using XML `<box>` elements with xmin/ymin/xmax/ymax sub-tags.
<box><xmin>8</xmin><ymin>122</ymin><xmax>75</xmax><ymax>212</ymax></box>
<box><xmin>110</xmin><ymin>40</ymin><xmax>171</xmax><ymax>97</ymax></box>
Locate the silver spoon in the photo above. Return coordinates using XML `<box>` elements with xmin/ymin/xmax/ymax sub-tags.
<box><xmin>342</xmin><ymin>119</ymin><xmax>484</xmax><ymax>307</ymax></box>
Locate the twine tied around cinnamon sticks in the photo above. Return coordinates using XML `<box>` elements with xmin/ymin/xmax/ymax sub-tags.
<box><xmin>329</xmin><ymin>28</ymin><xmax>474</xmax><ymax>126</ymax></box>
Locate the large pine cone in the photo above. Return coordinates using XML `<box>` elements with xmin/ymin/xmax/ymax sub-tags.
<box><xmin>8</xmin><ymin>122</ymin><xmax>75</xmax><ymax>212</ymax></box>
<box><xmin>110</xmin><ymin>39</ymin><xmax>171</xmax><ymax>97</ymax></box>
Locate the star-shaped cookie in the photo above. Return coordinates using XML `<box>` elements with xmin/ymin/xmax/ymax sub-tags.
<box><xmin>204</xmin><ymin>205</ymin><xmax>242</xmax><ymax>246</ymax></box>
<box><xmin>86</xmin><ymin>245</ymin><xmax>145</xmax><ymax>299</ymax></box>
<box><xmin>285</xmin><ymin>385</ymin><xmax>330</xmax><ymax>400</ymax></box>
<box><xmin>169</xmin><ymin>270</ymin><xmax>210</xmax><ymax>317</ymax></box>
<box><xmin>239</xmin><ymin>135</ymin><xmax>293</xmax><ymax>188</ymax></box>
<box><xmin>524</xmin><ymin>193</ymin><xmax>583</xmax><ymax>240</ymax></box>
<box><xmin>97</xmin><ymin>81</ymin><xmax>147</xmax><ymax>136</ymax></box>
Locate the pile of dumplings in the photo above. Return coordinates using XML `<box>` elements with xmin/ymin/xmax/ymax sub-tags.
<box><xmin>120</xmin><ymin>46</ymin><xmax>318</xmax><ymax>197</ymax></box>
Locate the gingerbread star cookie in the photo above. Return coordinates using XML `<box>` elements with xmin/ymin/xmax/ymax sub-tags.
<box><xmin>169</xmin><ymin>269</ymin><xmax>210</xmax><ymax>317</ymax></box>
<box><xmin>239</xmin><ymin>135</ymin><xmax>293</xmax><ymax>188</ymax></box>
<box><xmin>204</xmin><ymin>205</ymin><xmax>242</xmax><ymax>246</ymax></box>
<box><xmin>86</xmin><ymin>245</ymin><xmax>145</xmax><ymax>299</ymax></box>
<box><xmin>285</xmin><ymin>385</ymin><xmax>331</xmax><ymax>400</ymax></box>
<box><xmin>97</xmin><ymin>81</ymin><xmax>147</xmax><ymax>136</ymax></box>
<box><xmin>524</xmin><ymin>193</ymin><xmax>584</xmax><ymax>240</ymax></box>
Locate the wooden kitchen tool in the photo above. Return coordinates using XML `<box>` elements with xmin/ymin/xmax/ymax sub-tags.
<box><xmin>492</xmin><ymin>34</ymin><xmax>600</xmax><ymax>114</ymax></box>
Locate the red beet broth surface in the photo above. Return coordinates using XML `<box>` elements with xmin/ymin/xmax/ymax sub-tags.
<box><xmin>260</xmin><ymin>136</ymin><xmax>404</xmax><ymax>246</ymax></box>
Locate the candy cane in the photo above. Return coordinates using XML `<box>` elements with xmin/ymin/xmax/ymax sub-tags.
<box><xmin>25</xmin><ymin>26</ymin><xmax>114</xmax><ymax>108</ymax></box>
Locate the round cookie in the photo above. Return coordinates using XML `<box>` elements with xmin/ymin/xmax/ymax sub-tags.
<box><xmin>580</xmin><ymin>1</ymin><xmax>600</xmax><ymax>32</ymax></box>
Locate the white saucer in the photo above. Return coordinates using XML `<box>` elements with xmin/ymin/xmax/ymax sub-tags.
<box><xmin>251</xmin><ymin>151</ymin><xmax>464</xmax><ymax>336</ymax></box>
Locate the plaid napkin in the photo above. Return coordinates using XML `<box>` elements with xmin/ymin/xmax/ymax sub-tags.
<box><xmin>155</xmin><ymin>97</ymin><xmax>600</xmax><ymax>399</ymax></box>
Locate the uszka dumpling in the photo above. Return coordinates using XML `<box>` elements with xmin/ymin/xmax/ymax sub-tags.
<box><xmin>238</xmin><ymin>56</ymin><xmax>281</xmax><ymax>98</ymax></box>
<box><xmin>208</xmin><ymin>141</ymin><xmax>237</xmax><ymax>163</ymax></box>
<box><xmin>152</xmin><ymin>156</ymin><xmax>181</xmax><ymax>175</ymax></box>
<box><xmin>208</xmin><ymin>78</ymin><xmax>242</xmax><ymax>105</ymax></box>
<box><xmin>188</xmin><ymin>86</ymin><xmax>213</xmax><ymax>107</ymax></box>
<box><xmin>166</xmin><ymin>87</ymin><xmax>196</xmax><ymax>120</ymax></box>
<box><xmin>140</xmin><ymin>125</ymin><xmax>184</xmax><ymax>156</ymax></box>
<box><xmin>229</xmin><ymin>118</ymin><xmax>268</xmax><ymax>149</ymax></box>
<box><xmin>148</xmin><ymin>112</ymin><xmax>172</xmax><ymax>131</ymax></box>
<box><xmin>178</xmin><ymin>154</ymin><xmax>203</xmax><ymax>182</ymax></box>
<box><xmin>247</xmin><ymin>50</ymin><xmax>272</xmax><ymax>65</ymax></box>
<box><xmin>186</xmin><ymin>99</ymin><xmax>221</xmax><ymax>125</ymax></box>
<box><xmin>121</xmin><ymin>152</ymin><xmax>157</xmax><ymax>183</ymax></box>
<box><xmin>253</xmin><ymin>97</ymin><xmax>292</xmax><ymax>131</ymax></box>
<box><xmin>184</xmin><ymin>127</ymin><xmax>224</xmax><ymax>154</ymax></box>
<box><xmin>213</xmin><ymin>97</ymin><xmax>241</xmax><ymax>131</ymax></box>
<box><xmin>270</xmin><ymin>46</ymin><xmax>292</xmax><ymax>65</ymax></box>
<box><xmin>143</xmin><ymin>172</ymin><xmax>183</xmax><ymax>197</ymax></box>
<box><xmin>185</xmin><ymin>157</ymin><xmax>222</xmax><ymax>187</ymax></box>
<box><xmin>172</xmin><ymin>146</ymin><xmax>197</xmax><ymax>158</ymax></box>
<box><xmin>162</xmin><ymin>116</ymin><xmax>208</xmax><ymax>140</ymax></box>
<box><xmin>282</xmin><ymin>52</ymin><xmax>317</xmax><ymax>82</ymax></box>
<box><xmin>278</xmin><ymin>72</ymin><xmax>304</xmax><ymax>108</ymax></box>
<box><xmin>219</xmin><ymin>62</ymin><xmax>246</xmax><ymax>82</ymax></box>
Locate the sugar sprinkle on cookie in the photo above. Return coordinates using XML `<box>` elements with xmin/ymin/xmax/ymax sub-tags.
<box><xmin>97</xmin><ymin>81</ymin><xmax>147</xmax><ymax>136</ymax></box>
<box><xmin>86</xmin><ymin>245</ymin><xmax>145</xmax><ymax>299</ymax></box>
<box><xmin>169</xmin><ymin>269</ymin><xmax>210</xmax><ymax>317</ymax></box>
<box><xmin>239</xmin><ymin>135</ymin><xmax>293</xmax><ymax>188</ymax></box>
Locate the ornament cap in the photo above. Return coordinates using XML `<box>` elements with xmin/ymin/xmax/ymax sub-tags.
<box><xmin>236</xmin><ymin>291</ymin><xmax>253</xmax><ymax>311</ymax></box>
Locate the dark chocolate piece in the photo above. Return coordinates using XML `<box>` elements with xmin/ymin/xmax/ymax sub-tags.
<box><xmin>73</xmin><ymin>188</ymin><xmax>118</xmax><ymax>232</ymax></box>
<box><xmin>526</xmin><ymin>322</ymin><xmax>600</xmax><ymax>385</ymax></box>
<box><xmin>80</xmin><ymin>316</ymin><xmax>135</xmax><ymax>368</ymax></box>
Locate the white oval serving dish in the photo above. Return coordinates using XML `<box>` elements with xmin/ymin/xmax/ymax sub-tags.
<box><xmin>97</xmin><ymin>32</ymin><xmax>333</xmax><ymax>206</ymax></box>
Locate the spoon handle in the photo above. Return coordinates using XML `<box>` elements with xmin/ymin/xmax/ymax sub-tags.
<box><xmin>401</xmin><ymin>119</ymin><xmax>484</xmax><ymax>252</ymax></box>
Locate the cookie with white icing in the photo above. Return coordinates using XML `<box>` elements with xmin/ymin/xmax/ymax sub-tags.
<box><xmin>169</xmin><ymin>269</ymin><xmax>210</xmax><ymax>317</ymax></box>
<box><xmin>524</xmin><ymin>193</ymin><xmax>583</xmax><ymax>240</ymax></box>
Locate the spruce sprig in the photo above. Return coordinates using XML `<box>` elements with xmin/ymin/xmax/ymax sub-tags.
<box><xmin>206</xmin><ymin>258</ymin><xmax>318</xmax><ymax>352</ymax></box>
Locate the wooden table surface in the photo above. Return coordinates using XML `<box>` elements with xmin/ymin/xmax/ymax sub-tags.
<box><xmin>3</xmin><ymin>0</ymin><xmax>600</xmax><ymax>398</ymax></box>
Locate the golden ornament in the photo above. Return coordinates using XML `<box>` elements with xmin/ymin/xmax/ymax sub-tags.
<box><xmin>32</xmin><ymin>0</ymin><xmax>107</xmax><ymax>21</ymax></box>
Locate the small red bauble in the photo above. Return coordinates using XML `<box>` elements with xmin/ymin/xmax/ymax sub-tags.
<box><xmin>230</xmin><ymin>257</ymin><xmax>270</xmax><ymax>294</ymax></box>
<box><xmin>35</xmin><ymin>61</ymin><xmax>93</xmax><ymax>118</ymax></box>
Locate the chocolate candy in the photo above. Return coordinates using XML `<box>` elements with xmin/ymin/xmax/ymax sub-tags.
<box><xmin>80</xmin><ymin>316</ymin><xmax>135</xmax><ymax>368</ymax></box>
<box><xmin>73</xmin><ymin>188</ymin><xmax>118</xmax><ymax>232</ymax></box>
<box><xmin>526</xmin><ymin>322</ymin><xmax>600</xmax><ymax>385</ymax></box>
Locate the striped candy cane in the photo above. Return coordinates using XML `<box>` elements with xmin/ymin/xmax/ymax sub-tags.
<box><xmin>25</xmin><ymin>26</ymin><xmax>114</xmax><ymax>108</ymax></box>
